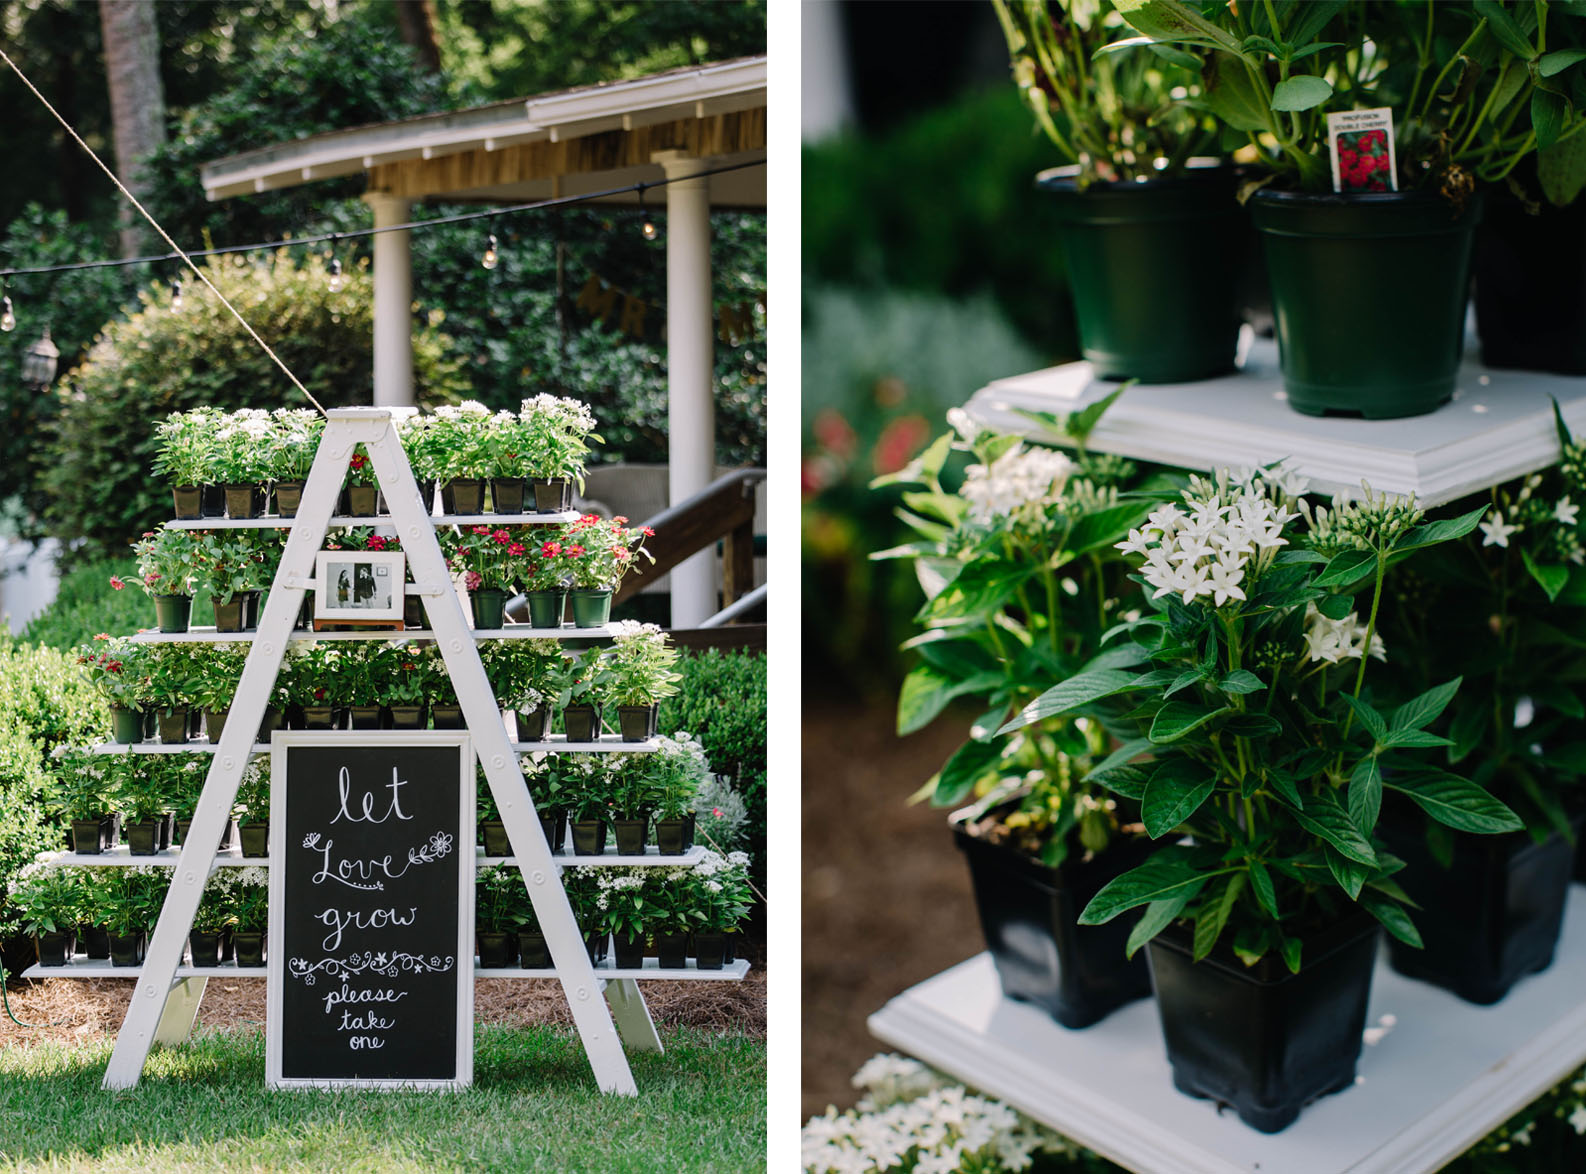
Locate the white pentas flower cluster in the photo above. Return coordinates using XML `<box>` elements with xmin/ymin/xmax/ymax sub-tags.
<box><xmin>801</xmin><ymin>1053</ymin><xmax>1077</xmax><ymax>1174</ymax></box>
<box><xmin>1302</xmin><ymin>602</ymin><xmax>1386</xmax><ymax>665</ymax></box>
<box><xmin>1116</xmin><ymin>475</ymin><xmax>1299</xmax><ymax>608</ymax></box>
<box><xmin>521</xmin><ymin>394</ymin><xmax>598</xmax><ymax>435</ymax></box>
<box><xmin>958</xmin><ymin>443</ymin><xmax>1077</xmax><ymax>524</ymax></box>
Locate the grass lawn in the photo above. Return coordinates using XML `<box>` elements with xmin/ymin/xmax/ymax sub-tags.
<box><xmin>0</xmin><ymin>1025</ymin><xmax>765</xmax><ymax>1172</ymax></box>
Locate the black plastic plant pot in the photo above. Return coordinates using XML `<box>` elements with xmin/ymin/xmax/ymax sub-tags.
<box><xmin>516</xmin><ymin>707</ymin><xmax>552</xmax><ymax>741</ymax></box>
<box><xmin>442</xmin><ymin>478</ymin><xmax>485</xmax><ymax>515</ymax></box>
<box><xmin>693</xmin><ymin>931</ymin><xmax>728</xmax><ymax>971</ymax></box>
<box><xmin>655</xmin><ymin>931</ymin><xmax>689</xmax><ymax>970</ymax></box>
<box><xmin>203</xmin><ymin>708</ymin><xmax>229</xmax><ymax>743</ymax></box>
<box><xmin>539</xmin><ymin>808</ymin><xmax>568</xmax><ymax>854</ymax></box>
<box><xmin>617</xmin><ymin>704</ymin><xmax>659</xmax><ymax>742</ymax></box>
<box><xmin>159</xmin><ymin>812</ymin><xmax>176</xmax><ymax>850</ymax></box>
<box><xmin>477</xmin><ymin>929</ymin><xmax>517</xmax><ymax>969</ymax></box>
<box><xmin>1036</xmin><ymin>164</ymin><xmax>1244</xmax><ymax>384</ymax></box>
<box><xmin>301</xmin><ymin>706</ymin><xmax>337</xmax><ymax>730</ymax></box>
<box><xmin>404</xmin><ymin>594</ymin><xmax>425</xmax><ymax>630</ymax></box>
<box><xmin>233</xmin><ymin>931</ymin><xmax>266</xmax><ymax>968</ymax></box>
<box><xmin>612</xmin><ymin>933</ymin><xmax>646</xmax><ymax>970</ymax></box>
<box><xmin>562</xmin><ymin>705</ymin><xmax>602</xmax><ymax>743</ymax></box>
<box><xmin>258</xmin><ymin>707</ymin><xmax>284</xmax><ymax>741</ymax></box>
<box><xmin>655</xmin><ymin>817</ymin><xmax>694</xmax><ymax>856</ymax></box>
<box><xmin>416</xmin><ymin>479</ymin><xmax>437</xmax><ymax>513</ymax></box>
<box><xmin>223</xmin><ymin>484</ymin><xmax>262</xmax><ymax>519</ymax></box>
<box><xmin>571</xmin><ymin>819</ymin><xmax>609</xmax><ymax>856</ymax></box>
<box><xmin>517</xmin><ymin>930</ymin><xmax>551</xmax><ymax>969</ymax></box>
<box><xmin>582</xmin><ymin>932</ymin><xmax>609</xmax><ymax>965</ymax></box>
<box><xmin>533</xmin><ymin>478</ymin><xmax>572</xmax><ymax>512</ymax></box>
<box><xmin>124</xmin><ymin>821</ymin><xmax>160</xmax><ymax>856</ymax></box>
<box><xmin>388</xmin><ymin>705</ymin><xmax>428</xmax><ymax>730</ymax></box>
<box><xmin>347</xmin><ymin>705</ymin><xmax>383</xmax><ymax>731</ymax></box>
<box><xmin>200</xmin><ymin>485</ymin><xmax>226</xmax><ymax>518</ymax></box>
<box><xmin>1380</xmin><ymin>816</ymin><xmax>1573</xmax><ymax>1005</ymax></box>
<box><xmin>213</xmin><ymin>596</ymin><xmax>248</xmax><ymax>633</ymax></box>
<box><xmin>481</xmin><ymin>820</ymin><xmax>512</xmax><ymax>857</ymax></box>
<box><xmin>80</xmin><ymin>924</ymin><xmax>109</xmax><ymax>960</ymax></box>
<box><xmin>1249</xmin><ymin>188</ymin><xmax>1483</xmax><ymax>419</ymax></box>
<box><xmin>953</xmin><ymin>817</ymin><xmax>1156</xmax><ymax>1029</ymax></box>
<box><xmin>569</xmin><ymin>589</ymin><xmax>612</xmax><ymax>629</ymax></box>
<box><xmin>189</xmin><ymin>931</ymin><xmax>223</xmax><ymax>968</ymax></box>
<box><xmin>1147</xmin><ymin>912</ymin><xmax>1379</xmax><ymax>1134</ymax></box>
<box><xmin>175</xmin><ymin>819</ymin><xmax>235</xmax><ymax>849</ymax></box>
<box><xmin>71</xmin><ymin>819</ymin><xmax>105</xmax><ymax>855</ymax></box>
<box><xmin>153</xmin><ymin>594</ymin><xmax>193</xmax><ymax>634</ymax></box>
<box><xmin>471</xmin><ymin>588</ymin><xmax>507</xmax><ymax>630</ymax></box>
<box><xmin>524</xmin><ymin>590</ymin><xmax>566</xmax><ymax>629</ymax></box>
<box><xmin>612</xmin><ymin>816</ymin><xmax>649</xmax><ymax>856</ymax></box>
<box><xmin>431</xmin><ymin>704</ymin><xmax>464</xmax><ymax>730</ymax></box>
<box><xmin>172</xmin><ymin>485</ymin><xmax>203</xmax><ymax>520</ymax></box>
<box><xmin>239</xmin><ymin>821</ymin><xmax>269</xmax><ymax>858</ymax></box>
<box><xmin>155</xmin><ymin>708</ymin><xmax>191</xmax><ymax>744</ymax></box>
<box><xmin>489</xmin><ymin>477</ymin><xmax>526</xmax><ymax>515</ymax></box>
<box><xmin>109</xmin><ymin>707</ymin><xmax>144</xmax><ymax>745</ymax></box>
<box><xmin>723</xmin><ymin>931</ymin><xmax>738</xmax><ymax>964</ymax></box>
<box><xmin>34</xmin><ymin>930</ymin><xmax>71</xmax><ymax>967</ymax></box>
<box><xmin>274</xmin><ymin>480</ymin><xmax>304</xmax><ymax>517</ymax></box>
<box><xmin>108</xmin><ymin>931</ymin><xmax>146</xmax><ymax>967</ymax></box>
<box><xmin>345</xmin><ymin>484</ymin><xmax>379</xmax><ymax>517</ymax></box>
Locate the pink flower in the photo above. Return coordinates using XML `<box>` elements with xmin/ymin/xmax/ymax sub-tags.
<box><xmin>367</xmin><ymin>535</ymin><xmax>387</xmax><ymax>551</ymax></box>
<box><xmin>613</xmin><ymin>515</ymin><xmax>628</xmax><ymax>524</ymax></box>
<box><xmin>109</xmin><ymin>577</ymin><xmax>125</xmax><ymax>591</ymax></box>
<box><xmin>493</xmin><ymin>529</ymin><xmax>511</xmax><ymax>544</ymax></box>
<box><xmin>143</xmin><ymin>572</ymin><xmax>161</xmax><ymax>586</ymax></box>
<box><xmin>508</xmin><ymin>543</ymin><xmax>526</xmax><ymax>556</ymax></box>
<box><xmin>641</xmin><ymin>526</ymin><xmax>655</xmax><ymax>538</ymax></box>
<box><xmin>541</xmin><ymin>541</ymin><xmax>562</xmax><ymax>558</ymax></box>
<box><xmin>712</xmin><ymin>807</ymin><xmax>724</xmax><ymax>818</ymax></box>
<box><xmin>472</xmin><ymin>526</ymin><xmax>491</xmax><ymax>536</ymax></box>
<box><xmin>465</xmin><ymin>571</ymin><xmax>482</xmax><ymax>592</ymax></box>
<box><xmin>567</xmin><ymin>544</ymin><xmax>585</xmax><ymax>557</ymax></box>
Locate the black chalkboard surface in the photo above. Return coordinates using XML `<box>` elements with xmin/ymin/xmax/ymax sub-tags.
<box><xmin>267</xmin><ymin>735</ymin><xmax>474</xmax><ymax>1089</ymax></box>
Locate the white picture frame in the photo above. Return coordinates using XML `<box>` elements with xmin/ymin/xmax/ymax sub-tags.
<box><xmin>266</xmin><ymin>731</ymin><xmax>476</xmax><ymax>1091</ymax></box>
<box><xmin>313</xmin><ymin>549</ymin><xmax>406</xmax><ymax>622</ymax></box>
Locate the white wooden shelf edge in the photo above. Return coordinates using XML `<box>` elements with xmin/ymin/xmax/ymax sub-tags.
<box><xmin>164</xmin><ymin>511</ymin><xmax>578</xmax><ymax>530</ymax></box>
<box><xmin>128</xmin><ymin>624</ymin><xmax>617</xmax><ymax>643</ymax></box>
<box><xmin>86</xmin><ymin>736</ymin><xmax>658</xmax><ymax>755</ymax></box>
<box><xmin>25</xmin><ymin>957</ymin><xmax>751</xmax><ymax>982</ymax></box>
<box><xmin>477</xmin><ymin>958</ymin><xmax>750</xmax><ymax>981</ymax></box>
<box><xmin>963</xmin><ymin>339</ymin><xmax>1586</xmax><ymax>508</ymax></box>
<box><xmin>40</xmin><ymin>844</ymin><xmax>704</xmax><ymax>868</ymax></box>
<box><xmin>868</xmin><ymin>889</ymin><xmax>1586</xmax><ymax>1174</ymax></box>
<box><xmin>481</xmin><ymin>845</ymin><xmax>704</xmax><ymax>867</ymax></box>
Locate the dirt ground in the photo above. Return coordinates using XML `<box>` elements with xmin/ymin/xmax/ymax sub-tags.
<box><xmin>801</xmin><ymin>698</ymin><xmax>982</xmax><ymax>1123</ymax></box>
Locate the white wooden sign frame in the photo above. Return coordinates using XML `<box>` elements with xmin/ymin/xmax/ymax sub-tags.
<box><xmin>102</xmin><ymin>407</ymin><xmax>640</xmax><ymax>1095</ymax></box>
<box><xmin>265</xmin><ymin>731</ymin><xmax>476</xmax><ymax>1091</ymax></box>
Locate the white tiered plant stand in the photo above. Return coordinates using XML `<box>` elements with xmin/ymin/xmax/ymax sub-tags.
<box><xmin>867</xmin><ymin>347</ymin><xmax>1586</xmax><ymax>1172</ymax></box>
<box><xmin>24</xmin><ymin>408</ymin><xmax>747</xmax><ymax>1094</ymax></box>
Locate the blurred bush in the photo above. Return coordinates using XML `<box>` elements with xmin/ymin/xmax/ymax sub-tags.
<box><xmin>21</xmin><ymin>559</ymin><xmax>146</xmax><ymax>650</ymax></box>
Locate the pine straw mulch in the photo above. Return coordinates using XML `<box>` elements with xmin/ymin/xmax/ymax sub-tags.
<box><xmin>0</xmin><ymin>953</ymin><xmax>766</xmax><ymax>1049</ymax></box>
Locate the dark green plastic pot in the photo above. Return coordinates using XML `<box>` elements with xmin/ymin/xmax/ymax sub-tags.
<box><xmin>525</xmin><ymin>589</ymin><xmax>566</xmax><ymax>629</ymax></box>
<box><xmin>153</xmin><ymin>594</ymin><xmax>193</xmax><ymax>634</ymax></box>
<box><xmin>569</xmin><ymin>588</ymin><xmax>612</xmax><ymax>628</ymax></box>
<box><xmin>471</xmin><ymin>588</ymin><xmax>507</xmax><ymax>630</ymax></box>
<box><xmin>110</xmin><ymin>707</ymin><xmax>144</xmax><ymax>745</ymax></box>
<box><xmin>1037</xmin><ymin>165</ymin><xmax>1245</xmax><ymax>383</ymax></box>
<box><xmin>1250</xmin><ymin>189</ymin><xmax>1482</xmax><ymax>418</ymax></box>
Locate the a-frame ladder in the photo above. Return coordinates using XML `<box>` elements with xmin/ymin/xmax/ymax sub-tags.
<box><xmin>103</xmin><ymin>407</ymin><xmax>640</xmax><ymax>1094</ymax></box>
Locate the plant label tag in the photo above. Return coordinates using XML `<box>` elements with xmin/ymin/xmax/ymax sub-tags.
<box><xmin>1327</xmin><ymin>108</ymin><xmax>1398</xmax><ymax>193</ymax></box>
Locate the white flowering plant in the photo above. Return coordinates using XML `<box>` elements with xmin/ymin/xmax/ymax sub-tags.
<box><xmin>519</xmin><ymin>394</ymin><xmax>601</xmax><ymax>485</ymax></box>
<box><xmin>682</xmin><ymin>848</ymin><xmax>754</xmax><ymax>933</ymax></box>
<box><xmin>872</xmin><ymin>402</ymin><xmax>1168</xmax><ymax>867</ymax></box>
<box><xmin>603</xmin><ymin>621</ymin><xmax>682</xmax><ymax>706</ymax></box>
<box><xmin>152</xmin><ymin>407</ymin><xmax>225</xmax><ymax>488</ymax></box>
<box><xmin>1012</xmin><ymin>468</ymin><xmax>1521</xmax><ymax>970</ymax></box>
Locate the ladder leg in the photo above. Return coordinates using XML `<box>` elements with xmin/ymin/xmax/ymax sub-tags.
<box><xmin>605</xmin><ymin>979</ymin><xmax>664</xmax><ymax>1053</ymax></box>
<box><xmin>153</xmin><ymin>978</ymin><xmax>208</xmax><ymax>1046</ymax></box>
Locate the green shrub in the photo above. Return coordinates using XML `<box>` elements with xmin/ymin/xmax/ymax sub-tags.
<box><xmin>42</xmin><ymin>250</ymin><xmax>468</xmax><ymax>559</ymax></box>
<box><xmin>22</xmin><ymin>560</ymin><xmax>147</xmax><ymax>650</ymax></box>
<box><xmin>660</xmin><ymin>650</ymin><xmax>766</xmax><ymax>863</ymax></box>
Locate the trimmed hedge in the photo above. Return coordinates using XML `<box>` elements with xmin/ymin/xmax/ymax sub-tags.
<box><xmin>22</xmin><ymin>559</ymin><xmax>147</xmax><ymax>651</ymax></box>
<box><xmin>660</xmin><ymin>649</ymin><xmax>767</xmax><ymax>865</ymax></box>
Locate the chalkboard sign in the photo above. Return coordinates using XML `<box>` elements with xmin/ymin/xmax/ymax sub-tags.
<box><xmin>266</xmin><ymin>732</ymin><xmax>475</xmax><ymax>1089</ymax></box>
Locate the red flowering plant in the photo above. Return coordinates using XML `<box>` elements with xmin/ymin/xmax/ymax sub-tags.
<box><xmin>344</xmin><ymin>444</ymin><xmax>379</xmax><ymax>487</ymax></box>
<box><xmin>443</xmin><ymin>525</ymin><xmax>526</xmax><ymax>592</ymax></box>
<box><xmin>377</xmin><ymin>651</ymin><xmax>430</xmax><ymax>708</ymax></box>
<box><xmin>324</xmin><ymin>527</ymin><xmax>400</xmax><ymax>554</ymax></box>
<box><xmin>128</xmin><ymin>527</ymin><xmax>206</xmax><ymax>598</ymax></box>
<box><xmin>561</xmin><ymin>514</ymin><xmax>655</xmax><ymax>591</ymax></box>
<box><xmin>191</xmin><ymin>530</ymin><xmax>279</xmax><ymax>605</ymax></box>
<box><xmin>521</xmin><ymin>528</ymin><xmax>572</xmax><ymax>592</ymax></box>
<box><xmin>75</xmin><ymin>635</ymin><xmax>148</xmax><ymax>709</ymax></box>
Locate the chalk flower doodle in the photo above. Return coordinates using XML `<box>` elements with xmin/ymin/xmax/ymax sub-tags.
<box><xmin>288</xmin><ymin>951</ymin><xmax>457</xmax><ymax>985</ymax></box>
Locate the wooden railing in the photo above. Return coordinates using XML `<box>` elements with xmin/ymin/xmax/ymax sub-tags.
<box><xmin>616</xmin><ymin>468</ymin><xmax>765</xmax><ymax>606</ymax></box>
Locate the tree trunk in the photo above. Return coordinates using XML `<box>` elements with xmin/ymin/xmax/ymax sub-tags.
<box><xmin>393</xmin><ymin>0</ymin><xmax>443</xmax><ymax>74</ymax></box>
<box><xmin>98</xmin><ymin>0</ymin><xmax>166</xmax><ymax>259</ymax></box>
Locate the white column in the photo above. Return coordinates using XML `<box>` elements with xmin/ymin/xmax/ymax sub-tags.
<box><xmin>655</xmin><ymin>151</ymin><xmax>716</xmax><ymax>628</ymax></box>
<box><xmin>362</xmin><ymin>191</ymin><xmax>414</xmax><ymax>407</ymax></box>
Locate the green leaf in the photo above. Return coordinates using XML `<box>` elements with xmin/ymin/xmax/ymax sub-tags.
<box><xmin>1389</xmin><ymin>677</ymin><xmax>1462</xmax><ymax>732</ymax></box>
<box><xmin>1125</xmin><ymin>892</ymin><xmax>1193</xmax><ymax>958</ymax></box>
<box><xmin>1086</xmin><ymin>736</ymin><xmax>1155</xmax><ymax>781</ymax></box>
<box><xmin>1523</xmin><ymin>548</ymin><xmax>1570</xmax><ymax>602</ymax></box>
<box><xmin>1094</xmin><ymin>765</ymin><xmax>1149</xmax><ymax>801</ymax></box>
<box><xmin>1282</xmin><ymin>936</ymin><xmax>1303</xmax><ymax>974</ymax></box>
<box><xmin>1204</xmin><ymin>51</ymin><xmax>1271</xmax><ymax>132</ymax></box>
<box><xmin>1541</xmin><ymin>48</ymin><xmax>1586</xmax><ymax>76</ymax></box>
<box><xmin>1067</xmin><ymin>501</ymin><xmax>1153</xmax><ymax>556</ymax></box>
<box><xmin>1324</xmin><ymin>845</ymin><xmax>1368</xmax><ymax>900</ymax></box>
<box><xmin>1221</xmin><ymin>713</ymin><xmax>1282</xmax><ymax>738</ymax></box>
<box><xmin>1360</xmin><ymin>891</ymin><xmax>1422</xmax><ymax>949</ymax></box>
<box><xmin>1193</xmin><ymin>873</ymin><xmax>1245</xmax><ymax>962</ymax></box>
<box><xmin>1533</xmin><ymin>88</ymin><xmax>1569</xmax><ymax>152</ymax></box>
<box><xmin>1386</xmin><ymin>773</ymin><xmax>1525</xmax><ymax>834</ymax></box>
<box><xmin>898</xmin><ymin>666</ymin><xmax>998</xmax><ymax>735</ymax></box>
<box><xmin>1394</xmin><ymin>505</ymin><xmax>1489</xmax><ymax>553</ymax></box>
<box><xmin>1288</xmin><ymin>788</ymin><xmax>1378</xmax><ymax>866</ymax></box>
<box><xmin>1081</xmin><ymin>643</ymin><xmax>1153</xmax><ymax>673</ymax></box>
<box><xmin>1247</xmin><ymin>858</ymin><xmax>1279</xmax><ymax>917</ymax></box>
<box><xmin>1112</xmin><ymin>0</ymin><xmax>1243</xmax><ymax>52</ymax></box>
<box><xmin>1380</xmin><ymin>728</ymin><xmax>1455</xmax><ymax>749</ymax></box>
<box><xmin>1270</xmin><ymin>74</ymin><xmax>1333</xmax><ymax>112</ymax></box>
<box><xmin>1219</xmin><ymin>669</ymin><xmax>1266</xmax><ymax>695</ymax></box>
<box><xmin>1149</xmin><ymin>701</ymin><xmax>1232</xmax><ymax>744</ymax></box>
<box><xmin>1064</xmin><ymin>385</ymin><xmax>1129</xmax><ymax>447</ymax></box>
<box><xmin>1316</xmin><ymin>593</ymin><xmax>1354</xmax><ymax>621</ymax></box>
<box><xmin>1146</xmin><ymin>41</ymin><xmax>1204</xmax><ymax>70</ymax></box>
<box><xmin>1314</xmin><ymin>549</ymin><xmax>1376</xmax><ymax>588</ymax></box>
<box><xmin>1539</xmin><ymin>133</ymin><xmax>1586</xmax><ymax>207</ymax></box>
<box><xmin>1165</xmin><ymin>669</ymin><xmax>1204</xmax><ymax>698</ymax></box>
<box><xmin>1474</xmin><ymin>0</ymin><xmax>1536</xmax><ymax>58</ymax></box>
<box><xmin>1286</xmin><ymin>0</ymin><xmax>1346</xmax><ymax>46</ymax></box>
<box><xmin>1348</xmin><ymin>755</ymin><xmax>1383</xmax><ymax>831</ymax></box>
<box><xmin>1079</xmin><ymin>848</ymin><xmax>1215</xmax><ymax>925</ymax></box>
<box><xmin>1340</xmin><ymin>694</ymin><xmax>1387</xmax><ymax>742</ymax></box>
<box><xmin>924</xmin><ymin>561</ymin><xmax>1036</xmax><ymax>620</ymax></box>
<box><xmin>1142</xmin><ymin>761</ymin><xmax>1218</xmax><ymax>838</ymax></box>
<box><xmin>998</xmin><ymin>669</ymin><xmax>1147</xmax><ymax>734</ymax></box>
<box><xmin>932</xmin><ymin>737</ymin><xmax>1006</xmax><ymax>808</ymax></box>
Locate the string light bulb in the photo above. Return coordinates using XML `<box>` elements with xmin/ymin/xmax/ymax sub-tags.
<box><xmin>327</xmin><ymin>256</ymin><xmax>344</xmax><ymax>293</ymax></box>
<box><xmin>0</xmin><ymin>297</ymin><xmax>14</xmax><ymax>333</ymax></box>
<box><xmin>638</xmin><ymin>185</ymin><xmax>657</xmax><ymax>241</ymax></box>
<box><xmin>481</xmin><ymin>234</ymin><xmax>499</xmax><ymax>270</ymax></box>
<box><xmin>170</xmin><ymin>277</ymin><xmax>184</xmax><ymax>312</ymax></box>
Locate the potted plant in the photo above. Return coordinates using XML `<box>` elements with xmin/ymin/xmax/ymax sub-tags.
<box><xmin>143</xmin><ymin>642</ymin><xmax>202</xmax><ymax>744</ymax></box>
<box><xmin>522</xmin><ymin>530</ymin><xmax>570</xmax><ymax>628</ymax></box>
<box><xmin>477</xmin><ymin>767</ymin><xmax>510</xmax><ymax>857</ymax></box>
<box><xmin>561</xmin><ymin>647</ymin><xmax>611</xmax><ymax>743</ymax></box>
<box><xmin>380</xmin><ymin>652</ymin><xmax>430</xmax><ymax>730</ymax></box>
<box><xmin>189</xmin><ymin>873</ymin><xmax>235</xmax><ymax>967</ymax></box>
<box><xmin>481</xmin><ymin>408</ymin><xmax>529</xmax><ymax>514</ymax></box>
<box><xmin>193</xmin><ymin>531</ymin><xmax>275</xmax><ymax>633</ymax></box>
<box><xmin>342</xmin><ymin>445</ymin><xmax>380</xmax><ymax>517</ymax></box>
<box><xmin>9</xmin><ymin>864</ymin><xmax>81</xmax><ymax>966</ymax></box>
<box><xmin>394</xmin><ymin>409</ymin><xmax>441</xmax><ymax>513</ymax></box>
<box><xmin>646</xmin><ymin>873</ymin><xmax>695</xmax><ymax>969</ymax></box>
<box><xmin>561</xmin><ymin>755</ymin><xmax>613</xmax><ymax>856</ymax></box>
<box><xmin>266</xmin><ymin>407</ymin><xmax>323</xmax><ymax>517</ymax></box>
<box><xmin>608</xmin><ymin>753</ymin><xmax>666</xmax><ymax>857</ymax></box>
<box><xmin>445</xmin><ymin>524</ymin><xmax>525</xmax><ymax>629</ymax></box>
<box><xmin>475</xmin><ymin>864</ymin><xmax>522</xmax><ymax>968</ymax></box>
<box><xmin>427</xmin><ymin>653</ymin><xmax>464</xmax><ymax>729</ymax></box>
<box><xmin>128</xmin><ymin>527</ymin><xmax>206</xmax><ymax>633</ymax></box>
<box><xmin>1041</xmin><ymin>469</ymin><xmax>1516</xmax><ymax>1132</ymax></box>
<box><xmin>561</xmin><ymin>514</ymin><xmax>655</xmax><ymax>628</ymax></box>
<box><xmin>514</xmin><ymin>890</ymin><xmax>550</xmax><ymax>968</ymax></box>
<box><xmin>481</xmin><ymin>639</ymin><xmax>564</xmax><ymax>741</ymax></box>
<box><xmin>227</xmin><ymin>866</ymin><xmax>270</xmax><ymax>966</ymax></box>
<box><xmin>522</xmin><ymin>754</ymin><xmax>570</xmax><ymax>854</ymax></box>
<box><xmin>686</xmin><ymin>849</ymin><xmax>752</xmax><ymax>970</ymax></box>
<box><xmin>560</xmin><ymin>867</ymin><xmax>609</xmax><ymax>964</ymax></box>
<box><xmin>153</xmin><ymin>408</ymin><xmax>222</xmax><ymax>520</ymax></box>
<box><xmin>75</xmin><ymin>636</ymin><xmax>146</xmax><ymax>745</ymax></box>
<box><xmin>234</xmin><ymin>758</ymin><xmax>270</xmax><ymax>858</ymax></box>
<box><xmin>46</xmin><ymin>749</ymin><xmax>119</xmax><ymax>854</ymax></box>
<box><xmin>187</xmin><ymin>641</ymin><xmax>247</xmax><ymax>743</ymax></box>
<box><xmin>430</xmin><ymin>401</ymin><xmax>493</xmax><ymax>515</ymax></box>
<box><xmin>100</xmin><ymin>866</ymin><xmax>169</xmax><ymax>966</ymax></box>
<box><xmin>603</xmin><ymin>621</ymin><xmax>680</xmax><ymax>741</ymax></box>
<box><xmin>651</xmin><ymin>735</ymin><xmax>707</xmax><ymax>855</ymax></box>
<box><xmin>163</xmin><ymin>754</ymin><xmax>229</xmax><ymax>848</ymax></box>
<box><xmin>119</xmin><ymin>756</ymin><xmax>171</xmax><ymax>857</ymax></box>
<box><xmin>598</xmin><ymin>869</ymin><xmax>652</xmax><ymax>969</ymax></box>
<box><xmin>521</xmin><ymin>394</ymin><xmax>600</xmax><ymax>511</ymax></box>
<box><xmin>992</xmin><ymin>0</ymin><xmax>1238</xmax><ymax>383</ymax></box>
<box><xmin>341</xmin><ymin>642</ymin><xmax>388</xmax><ymax>730</ymax></box>
<box><xmin>211</xmin><ymin>409</ymin><xmax>275</xmax><ymax>518</ymax></box>
<box><xmin>1118</xmin><ymin>0</ymin><xmax>1576</xmax><ymax>416</ymax></box>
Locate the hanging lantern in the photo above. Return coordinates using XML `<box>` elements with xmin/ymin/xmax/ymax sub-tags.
<box><xmin>21</xmin><ymin>326</ymin><xmax>58</xmax><ymax>390</ymax></box>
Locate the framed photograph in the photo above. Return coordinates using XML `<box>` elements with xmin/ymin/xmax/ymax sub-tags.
<box><xmin>314</xmin><ymin>550</ymin><xmax>406</xmax><ymax>623</ymax></box>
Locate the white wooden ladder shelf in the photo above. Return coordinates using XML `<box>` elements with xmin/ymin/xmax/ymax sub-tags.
<box><xmin>100</xmin><ymin>407</ymin><xmax>644</xmax><ymax>1094</ymax></box>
